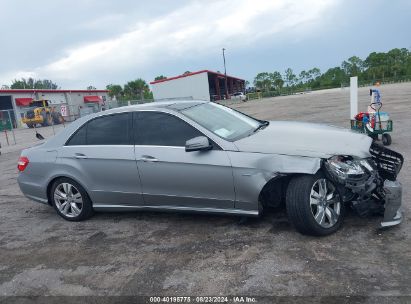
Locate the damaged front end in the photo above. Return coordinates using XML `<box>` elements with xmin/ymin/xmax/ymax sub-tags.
<box><xmin>324</xmin><ymin>142</ymin><xmax>404</xmax><ymax>228</ymax></box>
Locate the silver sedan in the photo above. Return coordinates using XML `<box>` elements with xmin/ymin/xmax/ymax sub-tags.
<box><xmin>17</xmin><ymin>101</ymin><xmax>404</xmax><ymax>235</ymax></box>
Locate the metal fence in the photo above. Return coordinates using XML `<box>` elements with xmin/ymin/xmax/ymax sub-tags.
<box><xmin>114</xmin><ymin>99</ymin><xmax>154</xmax><ymax>108</ymax></box>
<box><xmin>247</xmin><ymin>77</ymin><xmax>411</xmax><ymax>101</ymax></box>
<box><xmin>246</xmin><ymin>88</ymin><xmax>312</xmax><ymax>101</ymax></box>
<box><xmin>0</xmin><ymin>109</ymin><xmax>16</xmax><ymax>145</ymax></box>
<box><xmin>345</xmin><ymin>76</ymin><xmax>411</xmax><ymax>88</ymax></box>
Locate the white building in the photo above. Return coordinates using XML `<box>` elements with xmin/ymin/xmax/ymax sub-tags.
<box><xmin>0</xmin><ymin>89</ymin><xmax>109</xmax><ymax>128</ymax></box>
<box><xmin>150</xmin><ymin>70</ymin><xmax>245</xmax><ymax>102</ymax></box>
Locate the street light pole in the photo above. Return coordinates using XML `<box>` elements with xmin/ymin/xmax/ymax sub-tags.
<box><xmin>222</xmin><ymin>48</ymin><xmax>228</xmax><ymax>99</ymax></box>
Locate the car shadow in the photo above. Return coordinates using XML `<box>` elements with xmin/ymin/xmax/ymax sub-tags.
<box><xmin>85</xmin><ymin>204</ymin><xmax>383</xmax><ymax>235</ymax></box>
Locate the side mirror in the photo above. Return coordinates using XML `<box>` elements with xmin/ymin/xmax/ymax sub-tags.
<box><xmin>185</xmin><ymin>136</ymin><xmax>212</xmax><ymax>152</ymax></box>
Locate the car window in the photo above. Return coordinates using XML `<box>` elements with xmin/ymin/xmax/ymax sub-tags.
<box><xmin>66</xmin><ymin>124</ymin><xmax>87</xmax><ymax>146</ymax></box>
<box><xmin>181</xmin><ymin>102</ymin><xmax>260</xmax><ymax>141</ymax></box>
<box><xmin>134</xmin><ymin>111</ymin><xmax>203</xmax><ymax>146</ymax></box>
<box><xmin>86</xmin><ymin>113</ymin><xmax>129</xmax><ymax>145</ymax></box>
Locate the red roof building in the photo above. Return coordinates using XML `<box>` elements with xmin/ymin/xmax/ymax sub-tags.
<box><xmin>0</xmin><ymin>89</ymin><xmax>109</xmax><ymax>128</ymax></box>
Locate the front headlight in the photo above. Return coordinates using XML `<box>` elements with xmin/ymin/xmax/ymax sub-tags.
<box><xmin>326</xmin><ymin>156</ymin><xmax>372</xmax><ymax>181</ymax></box>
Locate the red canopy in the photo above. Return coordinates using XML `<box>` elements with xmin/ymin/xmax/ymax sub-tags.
<box><xmin>84</xmin><ymin>95</ymin><xmax>102</xmax><ymax>103</ymax></box>
<box><xmin>15</xmin><ymin>98</ymin><xmax>33</xmax><ymax>106</ymax></box>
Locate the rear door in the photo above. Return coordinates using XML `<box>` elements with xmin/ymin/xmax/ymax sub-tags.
<box><xmin>134</xmin><ymin>110</ymin><xmax>235</xmax><ymax>209</ymax></box>
<box><xmin>58</xmin><ymin>112</ymin><xmax>143</xmax><ymax>206</ymax></box>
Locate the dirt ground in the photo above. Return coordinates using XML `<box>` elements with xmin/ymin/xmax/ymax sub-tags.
<box><xmin>0</xmin><ymin>83</ymin><xmax>410</xmax><ymax>300</ymax></box>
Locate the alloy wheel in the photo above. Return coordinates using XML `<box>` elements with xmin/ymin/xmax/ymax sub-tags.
<box><xmin>309</xmin><ymin>178</ymin><xmax>341</xmax><ymax>228</ymax></box>
<box><xmin>54</xmin><ymin>182</ymin><xmax>83</xmax><ymax>218</ymax></box>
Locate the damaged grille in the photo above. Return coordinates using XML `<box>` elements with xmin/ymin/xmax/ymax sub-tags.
<box><xmin>369</xmin><ymin>143</ymin><xmax>403</xmax><ymax>181</ymax></box>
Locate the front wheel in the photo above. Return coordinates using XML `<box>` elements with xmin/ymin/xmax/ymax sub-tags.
<box><xmin>286</xmin><ymin>173</ymin><xmax>345</xmax><ymax>236</ymax></box>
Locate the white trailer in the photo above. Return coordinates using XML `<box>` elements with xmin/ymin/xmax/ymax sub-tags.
<box><xmin>150</xmin><ymin>70</ymin><xmax>245</xmax><ymax>102</ymax></box>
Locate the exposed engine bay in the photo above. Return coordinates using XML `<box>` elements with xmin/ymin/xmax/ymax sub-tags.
<box><xmin>324</xmin><ymin>142</ymin><xmax>404</xmax><ymax>228</ymax></box>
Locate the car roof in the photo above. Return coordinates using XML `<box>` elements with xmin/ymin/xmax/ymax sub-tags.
<box><xmin>40</xmin><ymin>100</ymin><xmax>208</xmax><ymax>149</ymax></box>
<box><xmin>102</xmin><ymin>100</ymin><xmax>207</xmax><ymax>115</ymax></box>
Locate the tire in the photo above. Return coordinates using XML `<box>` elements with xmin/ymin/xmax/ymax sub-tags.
<box><xmin>382</xmin><ymin>133</ymin><xmax>392</xmax><ymax>146</ymax></box>
<box><xmin>27</xmin><ymin>124</ymin><xmax>34</xmax><ymax>128</ymax></box>
<box><xmin>50</xmin><ymin>177</ymin><xmax>94</xmax><ymax>221</ymax></box>
<box><xmin>286</xmin><ymin>173</ymin><xmax>345</xmax><ymax>236</ymax></box>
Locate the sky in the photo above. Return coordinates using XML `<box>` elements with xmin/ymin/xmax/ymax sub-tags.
<box><xmin>0</xmin><ymin>0</ymin><xmax>410</xmax><ymax>89</ymax></box>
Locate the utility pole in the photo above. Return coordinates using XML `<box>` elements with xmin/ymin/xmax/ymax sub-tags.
<box><xmin>222</xmin><ymin>48</ymin><xmax>228</xmax><ymax>99</ymax></box>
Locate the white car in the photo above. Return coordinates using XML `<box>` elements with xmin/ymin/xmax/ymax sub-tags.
<box><xmin>231</xmin><ymin>92</ymin><xmax>247</xmax><ymax>102</ymax></box>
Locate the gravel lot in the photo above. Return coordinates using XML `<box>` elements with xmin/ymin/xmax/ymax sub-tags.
<box><xmin>0</xmin><ymin>83</ymin><xmax>410</xmax><ymax>299</ymax></box>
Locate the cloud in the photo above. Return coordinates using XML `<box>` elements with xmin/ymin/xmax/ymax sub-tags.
<box><xmin>1</xmin><ymin>0</ymin><xmax>338</xmax><ymax>87</ymax></box>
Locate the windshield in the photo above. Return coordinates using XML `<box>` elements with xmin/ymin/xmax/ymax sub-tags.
<box><xmin>181</xmin><ymin>102</ymin><xmax>261</xmax><ymax>141</ymax></box>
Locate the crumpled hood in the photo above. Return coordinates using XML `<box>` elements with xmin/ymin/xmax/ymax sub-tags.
<box><xmin>234</xmin><ymin>121</ymin><xmax>372</xmax><ymax>159</ymax></box>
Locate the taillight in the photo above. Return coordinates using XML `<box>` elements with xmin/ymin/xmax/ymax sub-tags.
<box><xmin>17</xmin><ymin>156</ymin><xmax>29</xmax><ymax>172</ymax></box>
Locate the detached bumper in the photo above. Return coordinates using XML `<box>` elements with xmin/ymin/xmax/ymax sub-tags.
<box><xmin>380</xmin><ymin>179</ymin><xmax>402</xmax><ymax>228</ymax></box>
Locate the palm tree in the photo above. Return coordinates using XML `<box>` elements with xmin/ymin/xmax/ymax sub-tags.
<box><xmin>124</xmin><ymin>78</ymin><xmax>149</xmax><ymax>101</ymax></box>
<box><xmin>106</xmin><ymin>84</ymin><xmax>123</xmax><ymax>99</ymax></box>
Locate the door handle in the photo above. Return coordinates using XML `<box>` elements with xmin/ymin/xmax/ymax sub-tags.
<box><xmin>138</xmin><ymin>155</ymin><xmax>158</xmax><ymax>162</ymax></box>
<box><xmin>74</xmin><ymin>153</ymin><xmax>88</xmax><ymax>159</ymax></box>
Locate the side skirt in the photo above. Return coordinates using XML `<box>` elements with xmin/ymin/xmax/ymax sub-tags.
<box><xmin>93</xmin><ymin>204</ymin><xmax>259</xmax><ymax>217</ymax></box>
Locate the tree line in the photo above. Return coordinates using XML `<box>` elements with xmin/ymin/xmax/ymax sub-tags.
<box><xmin>4</xmin><ymin>47</ymin><xmax>410</xmax><ymax>98</ymax></box>
<box><xmin>2</xmin><ymin>78</ymin><xmax>59</xmax><ymax>90</ymax></box>
<box><xmin>253</xmin><ymin>47</ymin><xmax>411</xmax><ymax>92</ymax></box>
<box><xmin>106</xmin><ymin>78</ymin><xmax>153</xmax><ymax>101</ymax></box>
<box><xmin>3</xmin><ymin>77</ymin><xmax>154</xmax><ymax>101</ymax></box>
<box><xmin>106</xmin><ymin>73</ymin><xmax>190</xmax><ymax>101</ymax></box>
<box><xmin>3</xmin><ymin>76</ymin><xmax>155</xmax><ymax>102</ymax></box>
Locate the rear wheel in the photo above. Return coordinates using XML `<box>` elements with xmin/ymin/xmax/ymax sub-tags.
<box><xmin>50</xmin><ymin>178</ymin><xmax>94</xmax><ymax>221</ymax></box>
<box><xmin>286</xmin><ymin>173</ymin><xmax>345</xmax><ymax>236</ymax></box>
<box><xmin>27</xmin><ymin>123</ymin><xmax>34</xmax><ymax>128</ymax></box>
<box><xmin>382</xmin><ymin>133</ymin><xmax>392</xmax><ymax>146</ymax></box>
